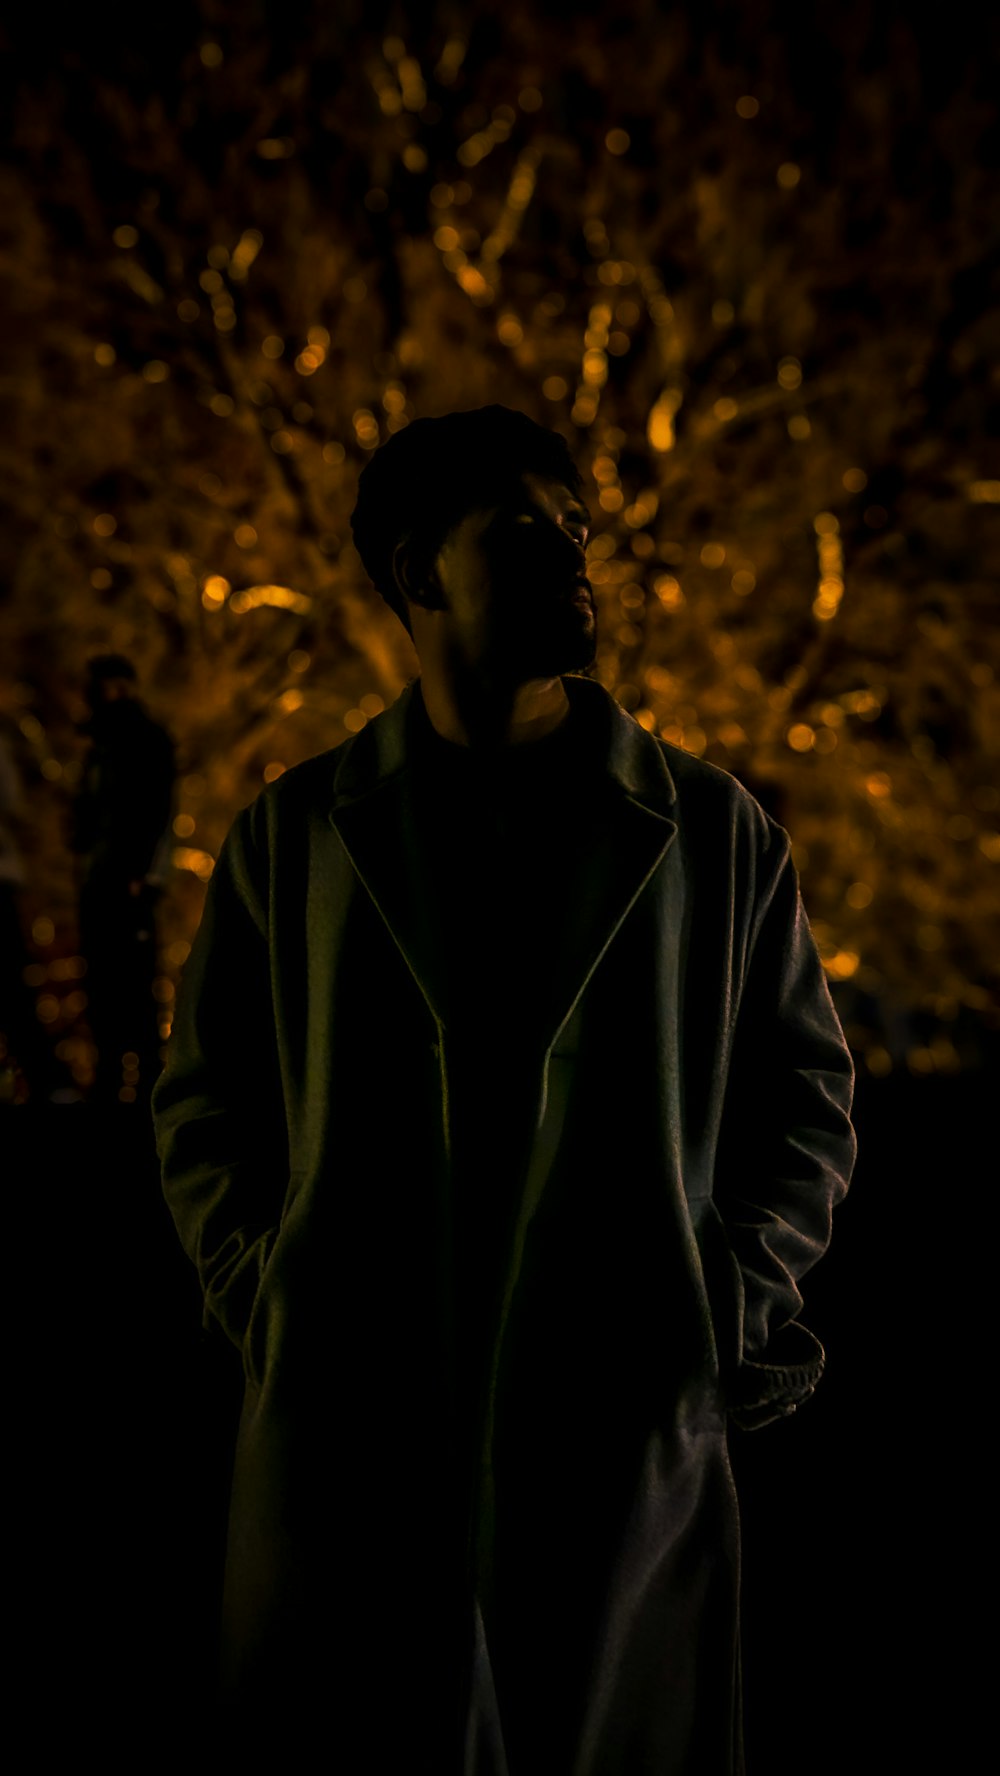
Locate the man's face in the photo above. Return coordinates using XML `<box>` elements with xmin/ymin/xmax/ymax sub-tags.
<box><xmin>409</xmin><ymin>470</ymin><xmax>596</xmax><ymax>681</ymax></box>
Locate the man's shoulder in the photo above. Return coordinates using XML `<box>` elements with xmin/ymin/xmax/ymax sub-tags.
<box><xmin>653</xmin><ymin>733</ymin><xmax>783</xmax><ymax>849</ymax></box>
<box><xmin>271</xmin><ymin>740</ymin><xmax>351</xmax><ymax>798</ymax></box>
<box><xmin>237</xmin><ymin>738</ymin><xmax>353</xmax><ymax>834</ymax></box>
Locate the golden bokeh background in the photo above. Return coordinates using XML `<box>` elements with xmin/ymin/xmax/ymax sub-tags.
<box><xmin>2</xmin><ymin>0</ymin><xmax>998</xmax><ymax>1088</ymax></box>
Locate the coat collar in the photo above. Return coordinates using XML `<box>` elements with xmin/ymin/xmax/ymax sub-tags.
<box><xmin>328</xmin><ymin>673</ymin><xmax>677</xmax><ymax>813</ymax></box>
<box><xmin>326</xmin><ymin>674</ymin><xmax>678</xmax><ymax>1050</ymax></box>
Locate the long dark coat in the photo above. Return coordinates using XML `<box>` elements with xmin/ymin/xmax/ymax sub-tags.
<box><xmin>152</xmin><ymin>672</ymin><xmax>857</xmax><ymax>1773</ymax></box>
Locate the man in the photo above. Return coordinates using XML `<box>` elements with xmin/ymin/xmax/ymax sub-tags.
<box><xmin>152</xmin><ymin>405</ymin><xmax>857</xmax><ymax>1772</ymax></box>
<box><xmin>71</xmin><ymin>654</ymin><xmax>174</xmax><ymax>1104</ymax></box>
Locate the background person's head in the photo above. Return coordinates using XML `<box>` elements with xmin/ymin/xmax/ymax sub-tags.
<box><xmin>349</xmin><ymin>405</ymin><xmax>595</xmax><ymax>686</ymax></box>
<box><xmin>85</xmin><ymin>653</ymin><xmax>138</xmax><ymax>711</ymax></box>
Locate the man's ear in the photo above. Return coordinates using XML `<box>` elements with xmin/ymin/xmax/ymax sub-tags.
<box><xmin>392</xmin><ymin>536</ymin><xmax>447</xmax><ymax>617</ymax></box>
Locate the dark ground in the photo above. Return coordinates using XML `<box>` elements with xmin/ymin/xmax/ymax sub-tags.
<box><xmin>4</xmin><ymin>1060</ymin><xmax>987</xmax><ymax>1770</ymax></box>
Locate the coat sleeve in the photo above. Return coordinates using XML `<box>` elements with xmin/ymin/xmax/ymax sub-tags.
<box><xmin>713</xmin><ymin>815</ymin><xmax>858</xmax><ymax>1430</ymax></box>
<box><xmin>150</xmin><ymin>794</ymin><xmax>288</xmax><ymax>1353</ymax></box>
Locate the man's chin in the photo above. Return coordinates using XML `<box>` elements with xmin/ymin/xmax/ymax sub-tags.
<box><xmin>507</xmin><ymin>614</ymin><xmax>597</xmax><ymax>679</ymax></box>
<box><xmin>538</xmin><ymin>635</ymin><xmax>598</xmax><ymax>677</ymax></box>
<box><xmin>560</xmin><ymin>648</ymin><xmax>597</xmax><ymax>677</ymax></box>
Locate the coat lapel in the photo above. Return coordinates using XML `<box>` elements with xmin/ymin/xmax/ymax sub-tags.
<box><xmin>326</xmin><ymin>674</ymin><xmax>679</xmax><ymax>1056</ymax></box>
<box><xmin>328</xmin><ymin>752</ymin><xmax>454</xmax><ymax>1031</ymax></box>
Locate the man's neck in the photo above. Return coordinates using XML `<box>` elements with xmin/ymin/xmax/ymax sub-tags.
<box><xmin>418</xmin><ymin>670</ymin><xmax>570</xmax><ymax>751</ymax></box>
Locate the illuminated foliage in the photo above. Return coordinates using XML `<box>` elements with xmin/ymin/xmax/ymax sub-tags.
<box><xmin>2</xmin><ymin>1</ymin><xmax>997</xmax><ymax>1081</ymax></box>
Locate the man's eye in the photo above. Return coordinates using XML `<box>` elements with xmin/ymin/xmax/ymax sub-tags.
<box><xmin>511</xmin><ymin>513</ymin><xmax>587</xmax><ymax>541</ymax></box>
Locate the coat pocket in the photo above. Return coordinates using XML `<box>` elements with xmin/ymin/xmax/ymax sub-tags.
<box><xmin>241</xmin><ymin>1228</ymin><xmax>279</xmax><ymax>1391</ymax></box>
<box><xmin>241</xmin><ymin>1171</ymin><xmax>303</xmax><ymax>1390</ymax></box>
<box><xmin>690</xmin><ymin>1195</ymin><xmax>746</xmax><ymax>1384</ymax></box>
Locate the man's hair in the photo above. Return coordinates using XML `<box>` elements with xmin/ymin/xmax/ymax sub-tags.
<box><xmin>349</xmin><ymin>404</ymin><xmax>587</xmax><ymax>635</ymax></box>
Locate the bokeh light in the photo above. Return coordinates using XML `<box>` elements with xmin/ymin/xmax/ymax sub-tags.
<box><xmin>1</xmin><ymin>2</ymin><xmax>997</xmax><ymax>1079</ymax></box>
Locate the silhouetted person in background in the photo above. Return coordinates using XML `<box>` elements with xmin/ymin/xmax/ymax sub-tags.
<box><xmin>71</xmin><ymin>654</ymin><xmax>174</xmax><ymax>1105</ymax></box>
<box><xmin>152</xmin><ymin>406</ymin><xmax>857</xmax><ymax>1772</ymax></box>
<box><xmin>0</xmin><ymin>717</ymin><xmax>63</xmax><ymax>1103</ymax></box>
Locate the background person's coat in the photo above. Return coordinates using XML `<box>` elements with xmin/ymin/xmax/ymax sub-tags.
<box><xmin>152</xmin><ymin>672</ymin><xmax>857</xmax><ymax>1773</ymax></box>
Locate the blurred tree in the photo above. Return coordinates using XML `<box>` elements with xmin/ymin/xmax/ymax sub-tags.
<box><xmin>0</xmin><ymin>0</ymin><xmax>997</xmax><ymax>1090</ymax></box>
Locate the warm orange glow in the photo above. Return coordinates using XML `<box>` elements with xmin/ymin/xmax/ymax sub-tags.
<box><xmin>2</xmin><ymin>14</ymin><xmax>993</xmax><ymax>1075</ymax></box>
